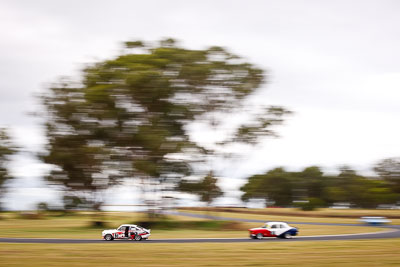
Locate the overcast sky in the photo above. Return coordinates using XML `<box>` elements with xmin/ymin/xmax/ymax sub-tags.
<box><xmin>1</xmin><ymin>0</ymin><xmax>399</xmax><ymax>209</ymax></box>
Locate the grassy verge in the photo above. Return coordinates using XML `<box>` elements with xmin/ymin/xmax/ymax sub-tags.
<box><xmin>179</xmin><ymin>208</ymin><xmax>400</xmax><ymax>224</ymax></box>
<box><xmin>1</xmin><ymin>239</ymin><xmax>400</xmax><ymax>266</ymax></box>
<box><xmin>180</xmin><ymin>207</ymin><xmax>400</xmax><ymax>219</ymax></box>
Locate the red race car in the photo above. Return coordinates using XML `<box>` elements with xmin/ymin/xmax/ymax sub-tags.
<box><xmin>249</xmin><ymin>222</ymin><xmax>298</xmax><ymax>239</ymax></box>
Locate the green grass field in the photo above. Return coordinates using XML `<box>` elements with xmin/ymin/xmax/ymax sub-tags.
<box><xmin>1</xmin><ymin>239</ymin><xmax>400</xmax><ymax>267</ymax></box>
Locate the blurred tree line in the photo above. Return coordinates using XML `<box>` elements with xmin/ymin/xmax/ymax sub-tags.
<box><xmin>241</xmin><ymin>165</ymin><xmax>400</xmax><ymax>210</ymax></box>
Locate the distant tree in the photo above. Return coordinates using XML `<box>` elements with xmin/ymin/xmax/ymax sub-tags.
<box><xmin>0</xmin><ymin>128</ymin><xmax>17</xmax><ymax>211</ymax></box>
<box><xmin>375</xmin><ymin>158</ymin><xmax>400</xmax><ymax>196</ymax></box>
<box><xmin>364</xmin><ymin>180</ymin><xmax>398</xmax><ymax>207</ymax></box>
<box><xmin>39</xmin><ymin>38</ymin><xmax>289</xmax><ymax>212</ymax></box>
<box><xmin>323</xmin><ymin>185</ymin><xmax>347</xmax><ymax>204</ymax></box>
<box><xmin>178</xmin><ymin>172</ymin><xmax>223</xmax><ymax>206</ymax></box>
<box><xmin>241</xmin><ymin>168</ymin><xmax>293</xmax><ymax>206</ymax></box>
<box><xmin>334</xmin><ymin>167</ymin><xmax>385</xmax><ymax>208</ymax></box>
<box><xmin>322</xmin><ymin>167</ymin><xmax>397</xmax><ymax>208</ymax></box>
<box><xmin>296</xmin><ymin>166</ymin><xmax>325</xmax><ymax>199</ymax></box>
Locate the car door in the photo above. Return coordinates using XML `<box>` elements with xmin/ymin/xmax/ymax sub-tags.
<box><xmin>274</xmin><ymin>224</ymin><xmax>287</xmax><ymax>236</ymax></box>
<box><xmin>116</xmin><ymin>226</ymin><xmax>126</xmax><ymax>239</ymax></box>
<box><xmin>130</xmin><ymin>226</ymin><xmax>139</xmax><ymax>238</ymax></box>
<box><xmin>268</xmin><ymin>224</ymin><xmax>279</xmax><ymax>237</ymax></box>
<box><xmin>124</xmin><ymin>226</ymin><xmax>130</xmax><ymax>238</ymax></box>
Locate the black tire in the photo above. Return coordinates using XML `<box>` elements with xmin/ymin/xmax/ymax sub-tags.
<box><xmin>134</xmin><ymin>234</ymin><xmax>142</xmax><ymax>241</ymax></box>
<box><xmin>256</xmin><ymin>233</ymin><xmax>263</xmax><ymax>240</ymax></box>
<box><xmin>105</xmin><ymin>234</ymin><xmax>114</xmax><ymax>241</ymax></box>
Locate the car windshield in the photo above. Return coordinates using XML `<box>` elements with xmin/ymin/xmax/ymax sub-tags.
<box><xmin>262</xmin><ymin>223</ymin><xmax>269</xmax><ymax>228</ymax></box>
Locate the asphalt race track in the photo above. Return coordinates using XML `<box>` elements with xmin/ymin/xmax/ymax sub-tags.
<box><xmin>1</xmin><ymin>211</ymin><xmax>399</xmax><ymax>244</ymax></box>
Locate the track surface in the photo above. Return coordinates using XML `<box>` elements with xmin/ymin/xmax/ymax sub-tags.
<box><xmin>1</xmin><ymin>211</ymin><xmax>399</xmax><ymax>244</ymax></box>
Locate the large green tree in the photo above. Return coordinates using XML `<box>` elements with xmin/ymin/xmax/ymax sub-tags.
<box><xmin>40</xmin><ymin>85</ymin><xmax>120</xmax><ymax>210</ymax></box>
<box><xmin>0</xmin><ymin>128</ymin><xmax>17</xmax><ymax>211</ymax></box>
<box><xmin>40</xmin><ymin>39</ymin><xmax>289</xmax><ymax>210</ymax></box>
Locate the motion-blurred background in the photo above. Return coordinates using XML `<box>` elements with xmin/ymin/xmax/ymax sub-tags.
<box><xmin>1</xmin><ymin>1</ymin><xmax>400</xmax><ymax>266</ymax></box>
<box><xmin>0</xmin><ymin>0</ymin><xmax>399</xmax><ymax>213</ymax></box>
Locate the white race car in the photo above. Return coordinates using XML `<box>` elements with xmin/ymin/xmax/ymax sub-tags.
<box><xmin>102</xmin><ymin>224</ymin><xmax>151</xmax><ymax>241</ymax></box>
<box><xmin>248</xmin><ymin>222</ymin><xmax>298</xmax><ymax>239</ymax></box>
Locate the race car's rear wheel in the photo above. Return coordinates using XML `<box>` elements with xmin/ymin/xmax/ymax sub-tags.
<box><xmin>134</xmin><ymin>234</ymin><xmax>142</xmax><ymax>241</ymax></box>
<box><xmin>105</xmin><ymin>234</ymin><xmax>114</xmax><ymax>241</ymax></box>
<box><xmin>256</xmin><ymin>233</ymin><xmax>263</xmax><ymax>240</ymax></box>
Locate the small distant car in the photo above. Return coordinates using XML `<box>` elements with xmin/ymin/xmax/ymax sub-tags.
<box><xmin>359</xmin><ymin>216</ymin><xmax>391</xmax><ymax>225</ymax></box>
<box><xmin>102</xmin><ymin>224</ymin><xmax>151</xmax><ymax>241</ymax></box>
<box><xmin>249</xmin><ymin>222</ymin><xmax>298</xmax><ymax>239</ymax></box>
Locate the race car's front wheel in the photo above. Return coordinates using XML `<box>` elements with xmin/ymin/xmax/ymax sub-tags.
<box><xmin>256</xmin><ymin>233</ymin><xmax>263</xmax><ymax>240</ymax></box>
<box><xmin>104</xmin><ymin>234</ymin><xmax>114</xmax><ymax>241</ymax></box>
<box><xmin>134</xmin><ymin>234</ymin><xmax>142</xmax><ymax>241</ymax></box>
<box><xmin>283</xmin><ymin>232</ymin><xmax>293</xmax><ymax>239</ymax></box>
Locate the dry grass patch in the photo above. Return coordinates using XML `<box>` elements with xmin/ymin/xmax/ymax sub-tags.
<box><xmin>1</xmin><ymin>239</ymin><xmax>400</xmax><ymax>266</ymax></box>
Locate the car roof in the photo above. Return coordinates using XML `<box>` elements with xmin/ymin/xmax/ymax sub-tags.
<box><xmin>119</xmin><ymin>224</ymin><xmax>138</xmax><ymax>227</ymax></box>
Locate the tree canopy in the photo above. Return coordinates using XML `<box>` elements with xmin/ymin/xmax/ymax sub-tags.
<box><xmin>39</xmin><ymin>38</ymin><xmax>289</xmax><ymax>210</ymax></box>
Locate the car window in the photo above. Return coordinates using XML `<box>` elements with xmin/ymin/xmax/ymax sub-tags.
<box><xmin>118</xmin><ymin>226</ymin><xmax>126</xmax><ymax>231</ymax></box>
<box><xmin>271</xmin><ymin>224</ymin><xmax>277</xmax><ymax>229</ymax></box>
